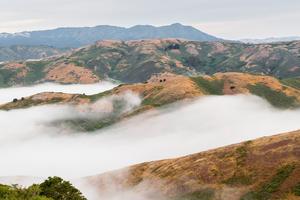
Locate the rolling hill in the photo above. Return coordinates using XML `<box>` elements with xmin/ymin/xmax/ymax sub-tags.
<box><xmin>86</xmin><ymin>129</ymin><xmax>300</xmax><ymax>200</ymax></box>
<box><xmin>1</xmin><ymin>39</ymin><xmax>300</xmax><ymax>87</ymax></box>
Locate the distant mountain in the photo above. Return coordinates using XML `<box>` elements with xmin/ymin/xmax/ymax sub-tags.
<box><xmin>0</xmin><ymin>23</ymin><xmax>220</xmax><ymax>48</ymax></box>
<box><xmin>0</xmin><ymin>45</ymin><xmax>67</xmax><ymax>62</ymax></box>
<box><xmin>241</xmin><ymin>36</ymin><xmax>300</xmax><ymax>44</ymax></box>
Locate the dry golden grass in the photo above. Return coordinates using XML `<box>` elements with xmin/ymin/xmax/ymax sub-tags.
<box><xmin>87</xmin><ymin>130</ymin><xmax>300</xmax><ymax>199</ymax></box>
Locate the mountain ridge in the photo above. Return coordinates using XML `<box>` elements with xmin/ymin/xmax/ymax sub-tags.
<box><xmin>0</xmin><ymin>23</ymin><xmax>220</xmax><ymax>48</ymax></box>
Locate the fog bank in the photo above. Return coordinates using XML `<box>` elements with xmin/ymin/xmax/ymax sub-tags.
<box><xmin>0</xmin><ymin>82</ymin><xmax>116</xmax><ymax>104</ymax></box>
<box><xmin>0</xmin><ymin>95</ymin><xmax>299</xmax><ymax>183</ymax></box>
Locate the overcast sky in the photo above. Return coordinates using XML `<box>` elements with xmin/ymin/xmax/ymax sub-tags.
<box><xmin>0</xmin><ymin>0</ymin><xmax>300</xmax><ymax>39</ymax></box>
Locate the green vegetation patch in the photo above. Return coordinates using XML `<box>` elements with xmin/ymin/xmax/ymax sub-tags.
<box><xmin>0</xmin><ymin>177</ymin><xmax>86</xmax><ymax>200</ymax></box>
<box><xmin>24</xmin><ymin>61</ymin><xmax>51</xmax><ymax>84</ymax></box>
<box><xmin>190</xmin><ymin>76</ymin><xmax>224</xmax><ymax>95</ymax></box>
<box><xmin>241</xmin><ymin>164</ymin><xmax>295</xmax><ymax>200</ymax></box>
<box><xmin>280</xmin><ymin>78</ymin><xmax>300</xmax><ymax>90</ymax></box>
<box><xmin>0</xmin><ymin>68</ymin><xmax>17</xmax><ymax>87</ymax></box>
<box><xmin>247</xmin><ymin>83</ymin><xmax>298</xmax><ymax>109</ymax></box>
<box><xmin>292</xmin><ymin>182</ymin><xmax>300</xmax><ymax>196</ymax></box>
<box><xmin>174</xmin><ymin>189</ymin><xmax>215</xmax><ymax>200</ymax></box>
<box><xmin>39</xmin><ymin>177</ymin><xmax>86</xmax><ymax>200</ymax></box>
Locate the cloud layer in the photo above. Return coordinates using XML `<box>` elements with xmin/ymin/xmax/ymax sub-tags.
<box><xmin>0</xmin><ymin>94</ymin><xmax>299</xmax><ymax>182</ymax></box>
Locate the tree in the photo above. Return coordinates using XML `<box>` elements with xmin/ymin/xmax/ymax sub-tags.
<box><xmin>39</xmin><ymin>177</ymin><xmax>87</xmax><ymax>200</ymax></box>
<box><xmin>0</xmin><ymin>184</ymin><xmax>52</xmax><ymax>200</ymax></box>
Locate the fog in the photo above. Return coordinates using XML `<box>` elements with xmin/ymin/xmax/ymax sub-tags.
<box><xmin>0</xmin><ymin>81</ymin><xmax>116</xmax><ymax>104</ymax></box>
<box><xmin>0</xmin><ymin>92</ymin><xmax>300</xmax><ymax>199</ymax></box>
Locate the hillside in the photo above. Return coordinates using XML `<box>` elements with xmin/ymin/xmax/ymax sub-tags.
<box><xmin>0</xmin><ymin>45</ymin><xmax>67</xmax><ymax>62</ymax></box>
<box><xmin>86</xmin><ymin>129</ymin><xmax>300</xmax><ymax>200</ymax></box>
<box><xmin>1</xmin><ymin>39</ymin><xmax>300</xmax><ymax>87</ymax></box>
<box><xmin>0</xmin><ymin>23</ymin><xmax>219</xmax><ymax>48</ymax></box>
<box><xmin>1</xmin><ymin>72</ymin><xmax>299</xmax><ymax>132</ymax></box>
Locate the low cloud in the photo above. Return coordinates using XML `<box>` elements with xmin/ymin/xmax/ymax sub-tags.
<box><xmin>0</xmin><ymin>92</ymin><xmax>299</xmax><ymax>199</ymax></box>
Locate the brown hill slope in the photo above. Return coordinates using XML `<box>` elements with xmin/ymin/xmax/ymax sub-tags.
<box><xmin>86</xmin><ymin>129</ymin><xmax>300</xmax><ymax>200</ymax></box>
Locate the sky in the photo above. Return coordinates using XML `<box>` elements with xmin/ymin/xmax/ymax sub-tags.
<box><xmin>0</xmin><ymin>0</ymin><xmax>300</xmax><ymax>39</ymax></box>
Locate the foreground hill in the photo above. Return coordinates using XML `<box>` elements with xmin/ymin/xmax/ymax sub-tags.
<box><xmin>86</xmin><ymin>129</ymin><xmax>300</xmax><ymax>200</ymax></box>
<box><xmin>1</xmin><ymin>39</ymin><xmax>300</xmax><ymax>87</ymax></box>
<box><xmin>0</xmin><ymin>23</ymin><xmax>219</xmax><ymax>48</ymax></box>
<box><xmin>1</xmin><ymin>73</ymin><xmax>299</xmax><ymax>132</ymax></box>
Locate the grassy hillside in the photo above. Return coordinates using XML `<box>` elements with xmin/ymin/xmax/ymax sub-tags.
<box><xmin>1</xmin><ymin>39</ymin><xmax>300</xmax><ymax>87</ymax></box>
<box><xmin>87</xmin><ymin>129</ymin><xmax>300</xmax><ymax>200</ymax></box>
